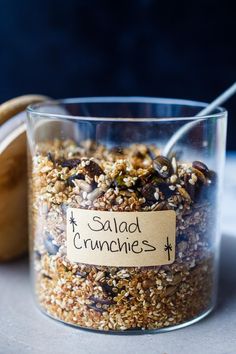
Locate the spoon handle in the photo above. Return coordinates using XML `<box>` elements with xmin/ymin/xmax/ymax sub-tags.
<box><xmin>163</xmin><ymin>82</ymin><xmax>236</xmax><ymax>157</ymax></box>
<box><xmin>196</xmin><ymin>82</ymin><xmax>236</xmax><ymax>116</ymax></box>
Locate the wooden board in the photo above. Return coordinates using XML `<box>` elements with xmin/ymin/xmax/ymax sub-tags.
<box><xmin>0</xmin><ymin>128</ymin><xmax>28</xmax><ymax>261</ymax></box>
<box><xmin>0</xmin><ymin>94</ymin><xmax>48</xmax><ymax>126</ymax></box>
<box><xmin>0</xmin><ymin>95</ymin><xmax>48</xmax><ymax>261</ymax></box>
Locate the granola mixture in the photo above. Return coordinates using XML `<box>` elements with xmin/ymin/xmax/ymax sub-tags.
<box><xmin>30</xmin><ymin>140</ymin><xmax>217</xmax><ymax>331</ymax></box>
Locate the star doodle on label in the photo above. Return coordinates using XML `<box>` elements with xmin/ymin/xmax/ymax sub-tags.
<box><xmin>69</xmin><ymin>211</ymin><xmax>77</xmax><ymax>232</ymax></box>
<box><xmin>164</xmin><ymin>237</ymin><xmax>173</xmax><ymax>261</ymax></box>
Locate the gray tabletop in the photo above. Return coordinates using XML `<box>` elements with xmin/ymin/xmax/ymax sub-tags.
<box><xmin>1</xmin><ymin>156</ymin><xmax>236</xmax><ymax>354</ymax></box>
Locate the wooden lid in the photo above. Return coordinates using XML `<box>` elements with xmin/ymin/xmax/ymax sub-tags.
<box><xmin>0</xmin><ymin>95</ymin><xmax>48</xmax><ymax>261</ymax></box>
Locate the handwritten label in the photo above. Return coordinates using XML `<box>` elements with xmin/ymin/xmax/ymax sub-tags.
<box><xmin>66</xmin><ymin>208</ymin><xmax>176</xmax><ymax>267</ymax></box>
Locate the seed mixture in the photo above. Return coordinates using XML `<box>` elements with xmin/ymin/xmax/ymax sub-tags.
<box><xmin>30</xmin><ymin>139</ymin><xmax>216</xmax><ymax>331</ymax></box>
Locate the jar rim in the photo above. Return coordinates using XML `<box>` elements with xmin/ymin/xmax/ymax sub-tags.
<box><xmin>27</xmin><ymin>96</ymin><xmax>227</xmax><ymax>122</ymax></box>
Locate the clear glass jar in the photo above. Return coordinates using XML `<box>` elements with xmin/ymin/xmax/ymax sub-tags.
<box><xmin>27</xmin><ymin>97</ymin><xmax>227</xmax><ymax>333</ymax></box>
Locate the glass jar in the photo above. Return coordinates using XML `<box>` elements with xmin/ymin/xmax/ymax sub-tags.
<box><xmin>27</xmin><ymin>97</ymin><xmax>227</xmax><ymax>333</ymax></box>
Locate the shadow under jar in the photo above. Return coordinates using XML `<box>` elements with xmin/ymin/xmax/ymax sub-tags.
<box><xmin>27</xmin><ymin>97</ymin><xmax>227</xmax><ymax>333</ymax></box>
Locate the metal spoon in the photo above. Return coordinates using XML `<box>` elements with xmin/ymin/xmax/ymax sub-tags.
<box><xmin>162</xmin><ymin>82</ymin><xmax>236</xmax><ymax>157</ymax></box>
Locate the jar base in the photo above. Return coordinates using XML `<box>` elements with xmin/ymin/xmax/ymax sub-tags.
<box><xmin>35</xmin><ymin>301</ymin><xmax>215</xmax><ymax>335</ymax></box>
